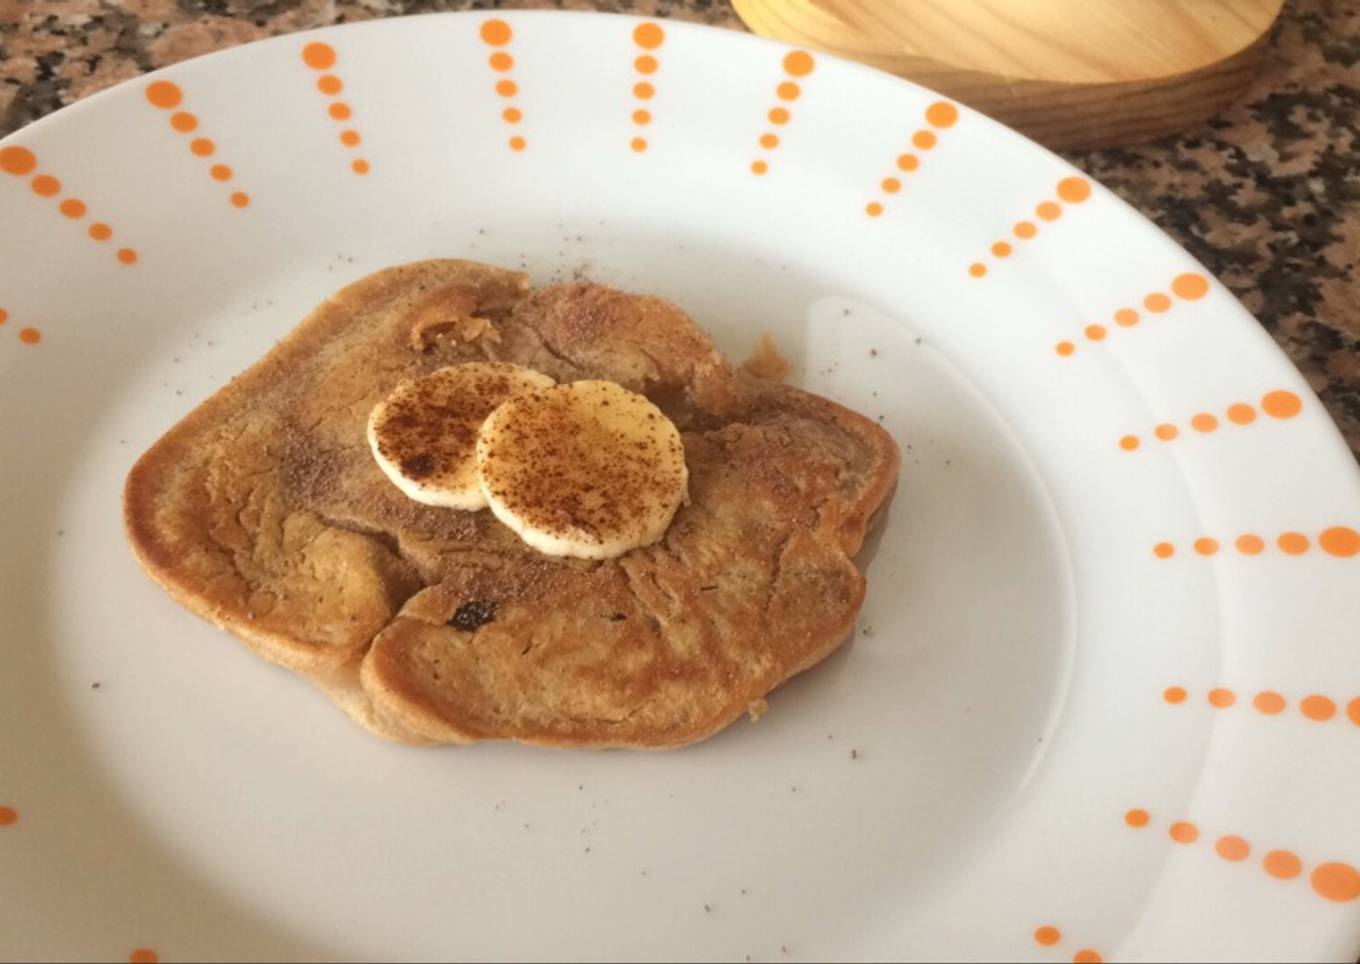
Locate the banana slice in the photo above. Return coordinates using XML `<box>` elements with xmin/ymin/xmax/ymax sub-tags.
<box><xmin>476</xmin><ymin>380</ymin><xmax>688</xmax><ymax>559</ymax></box>
<box><xmin>368</xmin><ymin>362</ymin><xmax>554</xmax><ymax>509</ymax></box>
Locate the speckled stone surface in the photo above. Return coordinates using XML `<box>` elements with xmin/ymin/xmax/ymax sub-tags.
<box><xmin>1</xmin><ymin>0</ymin><xmax>1356</xmax><ymax>460</ymax></box>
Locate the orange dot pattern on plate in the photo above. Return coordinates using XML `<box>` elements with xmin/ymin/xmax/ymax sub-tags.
<box><xmin>1155</xmin><ymin>419</ymin><xmax>1189</xmax><ymax>442</ymax></box>
<box><xmin>1313</xmin><ymin>863</ymin><xmax>1360</xmax><ymax>902</ymax></box>
<box><xmin>750</xmin><ymin>50</ymin><xmax>815</xmax><ymax>176</ymax></box>
<box><xmin>1320</xmin><ymin>526</ymin><xmax>1360</xmax><ymax>557</ymax></box>
<box><xmin>1264</xmin><ymin>850</ymin><xmax>1303</xmax><ymax>880</ymax></box>
<box><xmin>1120</xmin><ymin>388</ymin><xmax>1303</xmax><ymax>448</ymax></box>
<box><xmin>1262</xmin><ymin>389</ymin><xmax>1303</xmax><ymax>418</ymax></box>
<box><xmin>1193</xmin><ymin>537</ymin><xmax>1220</xmax><ymax>556</ymax></box>
<box><xmin>1254</xmin><ymin>690</ymin><xmax>1286</xmax><ymax>714</ymax></box>
<box><xmin>863</xmin><ymin>100</ymin><xmax>957</xmax><ymax>216</ymax></box>
<box><xmin>1034</xmin><ymin>925</ymin><xmax>1061</xmax><ymax>946</ymax></box>
<box><xmin>301</xmin><ymin>42</ymin><xmax>372</xmax><ymax>170</ymax></box>
<box><xmin>628</xmin><ymin>23</ymin><xmax>665</xmax><ymax>153</ymax></box>
<box><xmin>971</xmin><ymin>176</ymin><xmax>1089</xmax><ymax>276</ymax></box>
<box><xmin>1236</xmin><ymin>534</ymin><xmax>1265</xmax><ymax>554</ymax></box>
<box><xmin>1279</xmin><ymin>531</ymin><xmax>1310</xmax><ymax>554</ymax></box>
<box><xmin>129</xmin><ymin>950</ymin><xmax>159</xmax><ymax>964</ymax></box>
<box><xmin>1164</xmin><ymin>821</ymin><xmax>1196</xmax><ymax>842</ymax></box>
<box><xmin>145</xmin><ymin>80</ymin><xmax>252</xmax><ymax>208</ymax></box>
<box><xmin>1125</xmin><ymin>808</ymin><xmax>1150</xmax><ymax>827</ymax></box>
<box><xmin>1207</xmin><ymin>687</ymin><xmax>1234</xmax><ymax>707</ymax></box>
<box><xmin>1126</xmin><ymin>812</ymin><xmax>1360</xmax><ymax>903</ymax></box>
<box><xmin>1153</xmin><ymin>525</ymin><xmax>1357</xmax><ymax>559</ymax></box>
<box><xmin>1028</xmin><ymin>922</ymin><xmax>1104</xmax><ymax>963</ymax></box>
<box><xmin>1164</xmin><ymin>686</ymin><xmax>1360</xmax><ymax>729</ymax></box>
<box><xmin>1056</xmin><ymin>271</ymin><xmax>1208</xmax><ymax>356</ymax></box>
<box><xmin>0</xmin><ymin>145</ymin><xmax>36</xmax><ymax>176</ymax></box>
<box><xmin>1301</xmin><ymin>694</ymin><xmax>1337</xmax><ymax>721</ymax></box>
<box><xmin>0</xmin><ymin>144</ymin><xmax>134</xmax><ymax>264</ymax></box>
<box><xmin>1216</xmin><ymin>836</ymin><xmax>1251</xmax><ymax>861</ymax></box>
<box><xmin>1028</xmin><ymin>919</ymin><xmax>1104</xmax><ymax>957</ymax></box>
<box><xmin>0</xmin><ymin>805</ymin><xmax>17</xmax><ymax>825</ymax></box>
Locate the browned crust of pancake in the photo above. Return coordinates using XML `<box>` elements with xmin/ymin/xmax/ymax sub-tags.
<box><xmin>124</xmin><ymin>259</ymin><xmax>900</xmax><ymax>749</ymax></box>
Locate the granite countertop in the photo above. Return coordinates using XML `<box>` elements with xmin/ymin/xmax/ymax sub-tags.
<box><xmin>1</xmin><ymin>0</ymin><xmax>1356</xmax><ymax>460</ymax></box>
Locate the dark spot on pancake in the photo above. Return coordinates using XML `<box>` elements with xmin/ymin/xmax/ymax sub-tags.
<box><xmin>450</xmin><ymin>600</ymin><xmax>497</xmax><ymax>632</ymax></box>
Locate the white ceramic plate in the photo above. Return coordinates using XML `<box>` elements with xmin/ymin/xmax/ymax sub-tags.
<box><xmin>2</xmin><ymin>11</ymin><xmax>1359</xmax><ymax>963</ymax></box>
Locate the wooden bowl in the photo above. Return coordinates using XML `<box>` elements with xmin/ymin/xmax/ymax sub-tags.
<box><xmin>732</xmin><ymin>0</ymin><xmax>1283</xmax><ymax>149</ymax></box>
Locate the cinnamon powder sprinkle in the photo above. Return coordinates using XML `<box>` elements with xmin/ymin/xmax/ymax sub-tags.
<box><xmin>479</xmin><ymin>381</ymin><xmax>687</xmax><ymax>545</ymax></box>
<box><xmin>370</xmin><ymin>363</ymin><xmax>552</xmax><ymax>493</ymax></box>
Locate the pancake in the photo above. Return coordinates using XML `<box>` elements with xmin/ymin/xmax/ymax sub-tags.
<box><xmin>124</xmin><ymin>259</ymin><xmax>900</xmax><ymax>748</ymax></box>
